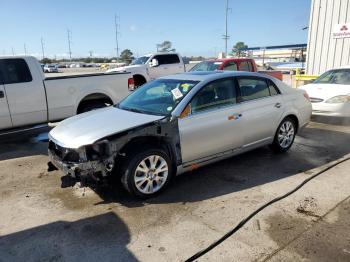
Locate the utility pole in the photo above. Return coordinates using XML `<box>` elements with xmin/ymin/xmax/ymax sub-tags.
<box><xmin>41</xmin><ymin>37</ymin><xmax>45</xmax><ymax>59</ymax></box>
<box><xmin>222</xmin><ymin>0</ymin><xmax>231</xmax><ymax>57</ymax></box>
<box><xmin>24</xmin><ymin>44</ymin><xmax>27</xmax><ymax>56</ymax></box>
<box><xmin>11</xmin><ymin>47</ymin><xmax>15</xmax><ymax>56</ymax></box>
<box><xmin>114</xmin><ymin>14</ymin><xmax>120</xmax><ymax>61</ymax></box>
<box><xmin>67</xmin><ymin>29</ymin><xmax>72</xmax><ymax>61</ymax></box>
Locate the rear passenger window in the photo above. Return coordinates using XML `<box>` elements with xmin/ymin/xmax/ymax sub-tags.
<box><xmin>267</xmin><ymin>80</ymin><xmax>280</xmax><ymax>96</ymax></box>
<box><xmin>239</xmin><ymin>61</ymin><xmax>250</xmax><ymax>71</ymax></box>
<box><xmin>191</xmin><ymin>78</ymin><xmax>236</xmax><ymax>113</ymax></box>
<box><xmin>238</xmin><ymin>78</ymin><xmax>270</xmax><ymax>101</ymax></box>
<box><xmin>0</xmin><ymin>59</ymin><xmax>32</xmax><ymax>84</ymax></box>
<box><xmin>154</xmin><ymin>54</ymin><xmax>180</xmax><ymax>65</ymax></box>
<box><xmin>223</xmin><ymin>62</ymin><xmax>238</xmax><ymax>71</ymax></box>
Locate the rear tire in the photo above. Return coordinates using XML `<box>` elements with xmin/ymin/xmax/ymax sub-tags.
<box><xmin>270</xmin><ymin>117</ymin><xmax>296</xmax><ymax>153</ymax></box>
<box><xmin>120</xmin><ymin>148</ymin><xmax>173</xmax><ymax>198</ymax></box>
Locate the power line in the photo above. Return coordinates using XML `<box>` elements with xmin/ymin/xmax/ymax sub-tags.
<box><xmin>222</xmin><ymin>0</ymin><xmax>231</xmax><ymax>57</ymax></box>
<box><xmin>24</xmin><ymin>43</ymin><xmax>27</xmax><ymax>56</ymax></box>
<box><xmin>67</xmin><ymin>29</ymin><xmax>72</xmax><ymax>61</ymax></box>
<box><xmin>115</xmin><ymin>14</ymin><xmax>120</xmax><ymax>60</ymax></box>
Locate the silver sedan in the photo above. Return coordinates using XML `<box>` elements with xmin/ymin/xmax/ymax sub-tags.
<box><xmin>48</xmin><ymin>71</ymin><xmax>312</xmax><ymax>198</ymax></box>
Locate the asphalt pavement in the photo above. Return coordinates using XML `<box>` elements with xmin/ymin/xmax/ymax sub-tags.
<box><xmin>0</xmin><ymin>118</ymin><xmax>349</xmax><ymax>261</ymax></box>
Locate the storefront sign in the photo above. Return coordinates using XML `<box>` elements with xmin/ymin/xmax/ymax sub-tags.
<box><xmin>333</xmin><ymin>23</ymin><xmax>350</xmax><ymax>38</ymax></box>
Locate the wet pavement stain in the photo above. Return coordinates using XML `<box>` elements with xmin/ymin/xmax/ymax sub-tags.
<box><xmin>265</xmin><ymin>199</ymin><xmax>350</xmax><ymax>262</ymax></box>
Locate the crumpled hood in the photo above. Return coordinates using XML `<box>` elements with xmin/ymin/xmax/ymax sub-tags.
<box><xmin>300</xmin><ymin>83</ymin><xmax>350</xmax><ymax>100</ymax></box>
<box><xmin>106</xmin><ymin>65</ymin><xmax>145</xmax><ymax>73</ymax></box>
<box><xmin>49</xmin><ymin>107</ymin><xmax>163</xmax><ymax>149</ymax></box>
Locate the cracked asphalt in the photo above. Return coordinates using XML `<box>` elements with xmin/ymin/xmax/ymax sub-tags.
<box><xmin>0</xmin><ymin>117</ymin><xmax>349</xmax><ymax>262</ymax></box>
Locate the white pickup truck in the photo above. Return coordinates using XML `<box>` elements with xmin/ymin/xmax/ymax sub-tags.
<box><xmin>0</xmin><ymin>56</ymin><xmax>132</xmax><ymax>132</ymax></box>
<box><xmin>106</xmin><ymin>52</ymin><xmax>186</xmax><ymax>89</ymax></box>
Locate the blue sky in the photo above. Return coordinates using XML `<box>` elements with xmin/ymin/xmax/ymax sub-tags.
<box><xmin>0</xmin><ymin>0</ymin><xmax>311</xmax><ymax>58</ymax></box>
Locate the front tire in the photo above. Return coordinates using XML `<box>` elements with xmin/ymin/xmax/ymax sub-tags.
<box><xmin>270</xmin><ymin>117</ymin><xmax>296</xmax><ymax>153</ymax></box>
<box><xmin>120</xmin><ymin>148</ymin><xmax>173</xmax><ymax>198</ymax></box>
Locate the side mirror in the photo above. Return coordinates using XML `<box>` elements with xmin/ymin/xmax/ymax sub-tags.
<box><xmin>179</xmin><ymin>104</ymin><xmax>191</xmax><ymax>119</ymax></box>
<box><xmin>150</xmin><ymin>58</ymin><xmax>159</xmax><ymax>67</ymax></box>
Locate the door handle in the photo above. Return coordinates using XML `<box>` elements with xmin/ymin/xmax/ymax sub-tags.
<box><xmin>275</xmin><ymin>103</ymin><xmax>282</xmax><ymax>108</ymax></box>
<box><xmin>0</xmin><ymin>91</ymin><xmax>4</xmax><ymax>98</ymax></box>
<box><xmin>228</xmin><ymin>113</ymin><xmax>242</xmax><ymax>120</ymax></box>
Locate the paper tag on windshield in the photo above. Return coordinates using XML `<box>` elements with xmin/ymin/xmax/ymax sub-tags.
<box><xmin>171</xmin><ymin>87</ymin><xmax>183</xmax><ymax>99</ymax></box>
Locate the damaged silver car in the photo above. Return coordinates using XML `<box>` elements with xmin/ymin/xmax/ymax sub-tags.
<box><xmin>48</xmin><ymin>71</ymin><xmax>312</xmax><ymax>198</ymax></box>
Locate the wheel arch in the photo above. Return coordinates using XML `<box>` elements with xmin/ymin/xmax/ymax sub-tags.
<box><xmin>116</xmin><ymin>135</ymin><xmax>179</xmax><ymax>171</ymax></box>
<box><xmin>77</xmin><ymin>92</ymin><xmax>113</xmax><ymax>113</ymax></box>
<box><xmin>133</xmin><ymin>74</ymin><xmax>147</xmax><ymax>88</ymax></box>
<box><xmin>283</xmin><ymin>113</ymin><xmax>299</xmax><ymax>132</ymax></box>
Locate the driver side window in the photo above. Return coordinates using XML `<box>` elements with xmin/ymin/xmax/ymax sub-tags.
<box><xmin>191</xmin><ymin>78</ymin><xmax>237</xmax><ymax>113</ymax></box>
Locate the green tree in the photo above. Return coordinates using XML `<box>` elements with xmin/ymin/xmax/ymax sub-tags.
<box><xmin>120</xmin><ymin>49</ymin><xmax>134</xmax><ymax>64</ymax></box>
<box><xmin>40</xmin><ymin>57</ymin><xmax>52</xmax><ymax>64</ymax></box>
<box><xmin>231</xmin><ymin>42</ymin><xmax>248</xmax><ymax>57</ymax></box>
<box><xmin>157</xmin><ymin>41</ymin><xmax>175</xmax><ymax>52</ymax></box>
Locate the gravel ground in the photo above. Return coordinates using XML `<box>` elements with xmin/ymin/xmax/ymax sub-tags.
<box><xmin>0</xmin><ymin>118</ymin><xmax>349</xmax><ymax>261</ymax></box>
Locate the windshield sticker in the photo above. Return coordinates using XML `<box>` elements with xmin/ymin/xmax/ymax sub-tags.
<box><xmin>181</xmin><ymin>83</ymin><xmax>191</xmax><ymax>92</ymax></box>
<box><xmin>171</xmin><ymin>87</ymin><xmax>183</xmax><ymax>99</ymax></box>
<box><xmin>167</xmin><ymin>106</ymin><xmax>173</xmax><ymax>111</ymax></box>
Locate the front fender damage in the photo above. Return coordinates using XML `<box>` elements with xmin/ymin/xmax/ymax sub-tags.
<box><xmin>48</xmin><ymin>116</ymin><xmax>182</xmax><ymax>187</ymax></box>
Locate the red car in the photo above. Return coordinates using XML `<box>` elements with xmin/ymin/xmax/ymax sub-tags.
<box><xmin>190</xmin><ymin>58</ymin><xmax>283</xmax><ymax>81</ymax></box>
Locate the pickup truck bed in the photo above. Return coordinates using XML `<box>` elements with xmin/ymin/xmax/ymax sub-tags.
<box><xmin>44</xmin><ymin>72</ymin><xmax>131</xmax><ymax>121</ymax></box>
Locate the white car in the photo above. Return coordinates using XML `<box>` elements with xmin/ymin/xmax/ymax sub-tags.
<box><xmin>44</xmin><ymin>64</ymin><xmax>58</xmax><ymax>73</ymax></box>
<box><xmin>300</xmin><ymin>67</ymin><xmax>350</xmax><ymax>117</ymax></box>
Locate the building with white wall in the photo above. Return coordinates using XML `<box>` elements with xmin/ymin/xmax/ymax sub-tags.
<box><xmin>306</xmin><ymin>0</ymin><xmax>350</xmax><ymax>75</ymax></box>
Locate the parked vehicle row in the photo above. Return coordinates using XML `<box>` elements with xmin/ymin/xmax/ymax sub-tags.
<box><xmin>190</xmin><ymin>58</ymin><xmax>284</xmax><ymax>80</ymax></box>
<box><xmin>48</xmin><ymin>71</ymin><xmax>312</xmax><ymax>198</ymax></box>
<box><xmin>0</xmin><ymin>56</ymin><xmax>132</xmax><ymax>132</ymax></box>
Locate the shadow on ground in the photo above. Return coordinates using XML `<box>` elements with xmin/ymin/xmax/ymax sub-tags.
<box><xmin>93</xmin><ymin>125</ymin><xmax>350</xmax><ymax>207</ymax></box>
<box><xmin>0</xmin><ymin>129</ymin><xmax>49</xmax><ymax>161</ymax></box>
<box><xmin>0</xmin><ymin>212</ymin><xmax>138</xmax><ymax>262</ymax></box>
<box><xmin>311</xmin><ymin>115</ymin><xmax>350</xmax><ymax>126</ymax></box>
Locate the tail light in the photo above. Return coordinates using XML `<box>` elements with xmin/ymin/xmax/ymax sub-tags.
<box><xmin>303</xmin><ymin>91</ymin><xmax>310</xmax><ymax>101</ymax></box>
<box><xmin>128</xmin><ymin>78</ymin><xmax>135</xmax><ymax>91</ymax></box>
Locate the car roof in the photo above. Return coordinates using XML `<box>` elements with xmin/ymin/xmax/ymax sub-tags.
<box><xmin>159</xmin><ymin>71</ymin><xmax>270</xmax><ymax>82</ymax></box>
<box><xmin>203</xmin><ymin>58</ymin><xmax>254</xmax><ymax>62</ymax></box>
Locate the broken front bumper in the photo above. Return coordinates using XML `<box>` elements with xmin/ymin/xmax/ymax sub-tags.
<box><xmin>48</xmin><ymin>150</ymin><xmax>111</xmax><ymax>180</ymax></box>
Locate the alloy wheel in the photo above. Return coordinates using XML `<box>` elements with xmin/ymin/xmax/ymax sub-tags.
<box><xmin>134</xmin><ymin>155</ymin><xmax>169</xmax><ymax>194</ymax></box>
<box><xmin>278</xmin><ymin>120</ymin><xmax>295</xmax><ymax>148</ymax></box>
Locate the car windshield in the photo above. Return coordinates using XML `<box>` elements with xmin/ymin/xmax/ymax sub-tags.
<box><xmin>130</xmin><ymin>56</ymin><xmax>151</xmax><ymax>65</ymax></box>
<box><xmin>190</xmin><ymin>61</ymin><xmax>223</xmax><ymax>71</ymax></box>
<box><xmin>117</xmin><ymin>79</ymin><xmax>199</xmax><ymax>116</ymax></box>
<box><xmin>314</xmin><ymin>69</ymin><xmax>350</xmax><ymax>85</ymax></box>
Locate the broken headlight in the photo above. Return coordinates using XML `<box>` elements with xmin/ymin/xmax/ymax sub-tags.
<box><xmin>86</xmin><ymin>140</ymin><xmax>109</xmax><ymax>160</ymax></box>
